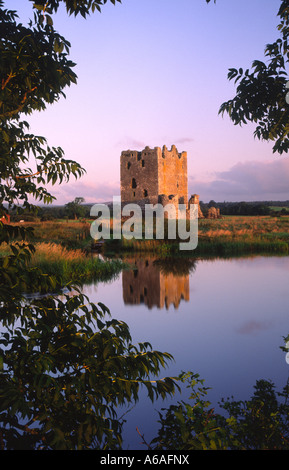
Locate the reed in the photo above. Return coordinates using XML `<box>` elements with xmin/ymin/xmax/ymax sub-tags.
<box><xmin>109</xmin><ymin>238</ymin><xmax>289</xmax><ymax>257</ymax></box>
<box><xmin>195</xmin><ymin>238</ymin><xmax>288</xmax><ymax>256</ymax></box>
<box><xmin>0</xmin><ymin>241</ymin><xmax>124</xmax><ymax>284</ymax></box>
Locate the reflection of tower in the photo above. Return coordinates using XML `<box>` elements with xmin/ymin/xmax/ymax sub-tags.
<box><xmin>122</xmin><ymin>257</ymin><xmax>190</xmax><ymax>310</ymax></box>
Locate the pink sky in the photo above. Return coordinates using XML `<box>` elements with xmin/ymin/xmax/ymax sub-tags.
<box><xmin>11</xmin><ymin>0</ymin><xmax>289</xmax><ymax>203</ymax></box>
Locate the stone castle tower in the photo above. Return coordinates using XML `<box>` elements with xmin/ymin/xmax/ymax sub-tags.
<box><xmin>120</xmin><ymin>145</ymin><xmax>188</xmax><ymax>207</ymax></box>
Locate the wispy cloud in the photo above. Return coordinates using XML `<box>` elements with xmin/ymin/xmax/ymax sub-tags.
<box><xmin>48</xmin><ymin>178</ymin><xmax>120</xmax><ymax>205</ymax></box>
<box><xmin>174</xmin><ymin>137</ymin><xmax>195</xmax><ymax>145</ymax></box>
<box><xmin>189</xmin><ymin>157</ymin><xmax>289</xmax><ymax>202</ymax></box>
<box><xmin>236</xmin><ymin>320</ymin><xmax>272</xmax><ymax>336</ymax></box>
<box><xmin>115</xmin><ymin>137</ymin><xmax>147</xmax><ymax>150</ymax></box>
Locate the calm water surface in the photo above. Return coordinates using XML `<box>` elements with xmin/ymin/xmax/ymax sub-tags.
<box><xmin>83</xmin><ymin>255</ymin><xmax>289</xmax><ymax>449</ymax></box>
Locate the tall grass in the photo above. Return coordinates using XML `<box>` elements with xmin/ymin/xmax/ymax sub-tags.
<box><xmin>11</xmin><ymin>220</ymin><xmax>92</xmax><ymax>249</ymax></box>
<box><xmin>107</xmin><ymin>238</ymin><xmax>289</xmax><ymax>257</ymax></box>
<box><xmin>0</xmin><ymin>241</ymin><xmax>124</xmax><ymax>285</ymax></box>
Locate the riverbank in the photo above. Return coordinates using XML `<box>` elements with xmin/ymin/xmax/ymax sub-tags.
<box><xmin>107</xmin><ymin>237</ymin><xmax>289</xmax><ymax>257</ymax></box>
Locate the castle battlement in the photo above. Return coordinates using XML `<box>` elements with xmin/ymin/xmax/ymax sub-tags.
<box><xmin>161</xmin><ymin>144</ymin><xmax>186</xmax><ymax>160</ymax></box>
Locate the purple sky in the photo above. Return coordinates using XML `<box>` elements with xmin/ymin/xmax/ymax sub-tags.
<box><xmin>11</xmin><ymin>0</ymin><xmax>289</xmax><ymax>203</ymax></box>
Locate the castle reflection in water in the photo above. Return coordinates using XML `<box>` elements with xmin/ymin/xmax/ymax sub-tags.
<box><xmin>122</xmin><ymin>257</ymin><xmax>196</xmax><ymax>310</ymax></box>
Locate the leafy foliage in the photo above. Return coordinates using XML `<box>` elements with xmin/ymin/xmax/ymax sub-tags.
<box><xmin>147</xmin><ymin>372</ymin><xmax>289</xmax><ymax>450</ymax></box>
<box><xmin>30</xmin><ymin>0</ymin><xmax>122</xmax><ymax>18</ymax></box>
<box><xmin>0</xmin><ymin>0</ymin><xmax>179</xmax><ymax>449</ymax></box>
<box><xmin>0</xmin><ymin>293</ymin><xmax>177</xmax><ymax>449</ymax></box>
<box><xmin>65</xmin><ymin>197</ymin><xmax>86</xmax><ymax>219</ymax></box>
<box><xmin>0</xmin><ymin>3</ymin><xmax>84</xmax><ymax>217</ymax></box>
<box><xmin>219</xmin><ymin>1</ymin><xmax>289</xmax><ymax>154</ymax></box>
<box><xmin>0</xmin><ymin>0</ymin><xmax>85</xmax><ymax>297</ymax></box>
<box><xmin>149</xmin><ymin>372</ymin><xmax>230</xmax><ymax>450</ymax></box>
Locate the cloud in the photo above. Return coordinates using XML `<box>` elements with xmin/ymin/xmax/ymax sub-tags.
<box><xmin>47</xmin><ymin>178</ymin><xmax>120</xmax><ymax>205</ymax></box>
<box><xmin>218</xmin><ymin>159</ymin><xmax>289</xmax><ymax>193</ymax></box>
<box><xmin>115</xmin><ymin>137</ymin><xmax>147</xmax><ymax>150</ymax></box>
<box><xmin>174</xmin><ymin>137</ymin><xmax>195</xmax><ymax>145</ymax></box>
<box><xmin>236</xmin><ymin>320</ymin><xmax>272</xmax><ymax>336</ymax></box>
<box><xmin>189</xmin><ymin>157</ymin><xmax>289</xmax><ymax>202</ymax></box>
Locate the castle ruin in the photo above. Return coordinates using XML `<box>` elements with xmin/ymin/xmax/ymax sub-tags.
<box><xmin>120</xmin><ymin>144</ymin><xmax>204</xmax><ymax>217</ymax></box>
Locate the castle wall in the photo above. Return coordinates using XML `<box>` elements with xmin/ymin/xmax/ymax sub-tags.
<box><xmin>120</xmin><ymin>146</ymin><xmax>160</xmax><ymax>204</ymax></box>
<box><xmin>158</xmin><ymin>145</ymin><xmax>188</xmax><ymax>206</ymax></box>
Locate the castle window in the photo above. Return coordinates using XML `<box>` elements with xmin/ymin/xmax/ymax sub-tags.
<box><xmin>142</xmin><ymin>159</ymin><xmax>145</xmax><ymax>167</ymax></box>
<box><xmin>143</xmin><ymin>189</ymin><xmax>148</xmax><ymax>197</ymax></box>
<box><xmin>127</xmin><ymin>162</ymin><xmax>131</xmax><ymax>169</ymax></box>
<box><xmin>133</xmin><ymin>191</ymin><xmax>136</xmax><ymax>197</ymax></box>
<box><xmin>131</xmin><ymin>178</ymin><xmax>137</xmax><ymax>189</ymax></box>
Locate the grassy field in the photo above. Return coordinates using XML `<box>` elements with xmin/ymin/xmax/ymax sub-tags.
<box><xmin>269</xmin><ymin>206</ymin><xmax>289</xmax><ymax>213</ymax></box>
<box><xmin>23</xmin><ymin>219</ymin><xmax>92</xmax><ymax>249</ymax></box>
<box><xmin>196</xmin><ymin>215</ymin><xmax>289</xmax><ymax>255</ymax></box>
<box><xmin>5</xmin><ymin>215</ymin><xmax>289</xmax><ymax>259</ymax></box>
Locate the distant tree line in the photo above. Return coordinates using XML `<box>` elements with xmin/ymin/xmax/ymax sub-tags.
<box><xmin>200</xmin><ymin>200</ymin><xmax>289</xmax><ymax>216</ymax></box>
<box><xmin>213</xmin><ymin>202</ymin><xmax>271</xmax><ymax>216</ymax></box>
<box><xmin>10</xmin><ymin>198</ymin><xmax>93</xmax><ymax>222</ymax></box>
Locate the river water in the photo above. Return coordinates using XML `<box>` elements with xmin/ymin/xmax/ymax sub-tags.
<box><xmin>83</xmin><ymin>255</ymin><xmax>289</xmax><ymax>449</ymax></box>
